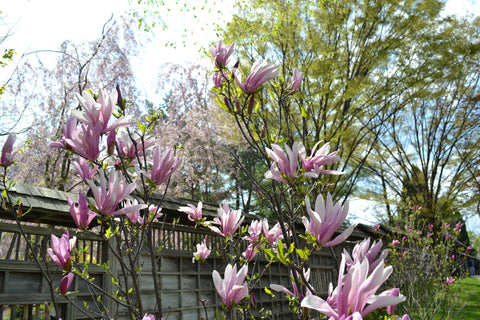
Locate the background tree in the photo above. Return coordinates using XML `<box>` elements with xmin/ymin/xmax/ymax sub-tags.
<box><xmin>1</xmin><ymin>14</ymin><xmax>144</xmax><ymax>191</ymax></box>
<box><xmin>361</xmin><ymin>15</ymin><xmax>480</xmax><ymax>226</ymax></box>
<box><xmin>221</xmin><ymin>0</ymin><xmax>460</xmax><ymax>205</ymax></box>
<box><xmin>153</xmin><ymin>63</ymin><xmax>246</xmax><ymax>203</ymax></box>
<box><xmin>220</xmin><ymin>0</ymin><xmax>480</xmax><ymax>226</ymax></box>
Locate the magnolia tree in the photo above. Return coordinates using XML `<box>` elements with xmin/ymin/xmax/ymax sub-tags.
<box><xmin>0</xmin><ymin>40</ymin><xmax>411</xmax><ymax>320</ymax></box>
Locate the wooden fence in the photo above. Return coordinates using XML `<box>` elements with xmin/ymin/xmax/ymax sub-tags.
<box><xmin>0</xmin><ymin>183</ymin><xmax>366</xmax><ymax>320</ymax></box>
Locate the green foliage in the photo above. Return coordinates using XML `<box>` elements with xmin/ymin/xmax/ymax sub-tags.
<box><xmin>381</xmin><ymin>205</ymin><xmax>468</xmax><ymax>319</ymax></box>
<box><xmin>456</xmin><ymin>277</ymin><xmax>480</xmax><ymax>319</ymax></box>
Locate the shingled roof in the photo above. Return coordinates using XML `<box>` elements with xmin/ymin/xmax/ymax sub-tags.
<box><xmin>0</xmin><ymin>183</ymin><xmax>219</xmax><ymax>227</ymax></box>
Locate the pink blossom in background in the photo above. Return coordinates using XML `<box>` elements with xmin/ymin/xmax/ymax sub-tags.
<box><xmin>301</xmin><ymin>255</ymin><xmax>405</xmax><ymax>319</ymax></box>
<box><xmin>211</xmin><ymin>40</ymin><xmax>235</xmax><ymax>68</ymax></box>
<box><xmin>391</xmin><ymin>240</ymin><xmax>401</xmax><ymax>246</ymax></box>
<box><xmin>179</xmin><ymin>201</ymin><xmax>203</xmax><ymax>223</ymax></box>
<box><xmin>212</xmin><ymin>264</ymin><xmax>249</xmax><ymax>307</ymax></box>
<box><xmin>73</xmin><ymin>157</ymin><xmax>98</xmax><ymax>182</ymax></box>
<box><xmin>373</xmin><ymin>224</ymin><xmax>380</xmax><ymax>232</ymax></box>
<box><xmin>209</xmin><ymin>202</ymin><xmax>244</xmax><ymax>238</ymax></box>
<box><xmin>286</xmin><ymin>67</ymin><xmax>303</xmax><ymax>92</ymax></box>
<box><xmin>446</xmin><ymin>276</ymin><xmax>455</xmax><ymax>285</ymax></box>
<box><xmin>0</xmin><ymin>133</ymin><xmax>17</xmax><ymax>167</ymax></box>
<box><xmin>193</xmin><ymin>235</ymin><xmax>211</xmax><ymax>262</ymax></box>
<box><xmin>233</xmin><ymin>59</ymin><xmax>279</xmax><ymax>94</ymax></box>
<box><xmin>67</xmin><ymin>193</ymin><xmax>97</xmax><ymax>230</ymax></box>
<box><xmin>302</xmin><ymin>193</ymin><xmax>354</xmax><ymax>247</ymax></box>
<box><xmin>48</xmin><ymin>230</ymin><xmax>76</xmax><ymax>271</ymax></box>
<box><xmin>116</xmin><ymin>131</ymin><xmax>155</xmax><ymax>162</ymax></box>
<box><xmin>145</xmin><ymin>146</ymin><xmax>182</xmax><ymax>186</ymax></box>
<box><xmin>454</xmin><ymin>221</ymin><xmax>463</xmax><ymax>233</ymax></box>
<box><xmin>73</xmin><ymin>88</ymin><xmax>132</xmax><ymax>134</ymax></box>
<box><xmin>299</xmin><ymin>141</ymin><xmax>343</xmax><ymax>178</ymax></box>
<box><xmin>265</xmin><ymin>142</ymin><xmax>300</xmax><ymax>184</ymax></box>
<box><xmin>343</xmin><ymin>238</ymin><xmax>388</xmax><ymax>274</ymax></box>
<box><xmin>59</xmin><ymin>273</ymin><xmax>74</xmax><ymax>295</ymax></box>
<box><xmin>270</xmin><ymin>268</ymin><xmax>312</xmax><ymax>300</ymax></box>
<box><xmin>243</xmin><ymin>219</ymin><xmax>263</xmax><ymax>244</ymax></box>
<box><xmin>87</xmin><ymin>170</ymin><xmax>147</xmax><ymax>217</ymax></box>
<box><xmin>124</xmin><ymin>200</ymin><xmax>162</xmax><ymax>225</ymax></box>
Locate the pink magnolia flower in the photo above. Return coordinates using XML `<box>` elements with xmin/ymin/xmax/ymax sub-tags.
<box><xmin>86</xmin><ymin>170</ymin><xmax>147</xmax><ymax>217</ymax></box>
<box><xmin>73</xmin><ymin>88</ymin><xmax>132</xmax><ymax>134</ymax></box>
<box><xmin>48</xmin><ymin>116</ymin><xmax>77</xmax><ymax>150</ymax></box>
<box><xmin>193</xmin><ymin>235</ymin><xmax>211</xmax><ymax>262</ymax></box>
<box><xmin>446</xmin><ymin>276</ymin><xmax>455</xmax><ymax>285</ymax></box>
<box><xmin>209</xmin><ymin>202</ymin><xmax>244</xmax><ymax>238</ymax></box>
<box><xmin>302</xmin><ymin>193</ymin><xmax>355</xmax><ymax>247</ymax></box>
<box><xmin>116</xmin><ymin>131</ymin><xmax>155</xmax><ymax>162</ymax></box>
<box><xmin>372</xmin><ymin>224</ymin><xmax>380</xmax><ymax>232</ymax></box>
<box><xmin>179</xmin><ymin>201</ymin><xmax>203</xmax><ymax>222</ymax></box>
<box><xmin>286</xmin><ymin>67</ymin><xmax>303</xmax><ymax>92</ymax></box>
<box><xmin>65</xmin><ymin>122</ymin><xmax>104</xmax><ymax>161</ymax></box>
<box><xmin>391</xmin><ymin>240</ymin><xmax>401</xmax><ymax>246</ymax></box>
<box><xmin>59</xmin><ymin>273</ymin><xmax>74</xmax><ymax>295</ymax></box>
<box><xmin>0</xmin><ymin>133</ymin><xmax>17</xmax><ymax>167</ymax></box>
<box><xmin>67</xmin><ymin>193</ymin><xmax>97</xmax><ymax>230</ymax></box>
<box><xmin>142</xmin><ymin>314</ymin><xmax>164</xmax><ymax>320</ymax></box>
<box><xmin>301</xmin><ymin>255</ymin><xmax>405</xmax><ymax>319</ymax></box>
<box><xmin>454</xmin><ymin>221</ymin><xmax>463</xmax><ymax>233</ymax></box>
<box><xmin>212</xmin><ymin>264</ymin><xmax>249</xmax><ymax>307</ymax></box>
<box><xmin>125</xmin><ymin>201</ymin><xmax>161</xmax><ymax>225</ymax></box>
<box><xmin>270</xmin><ymin>268</ymin><xmax>312</xmax><ymax>300</ymax></box>
<box><xmin>145</xmin><ymin>146</ymin><xmax>182</xmax><ymax>186</ymax></box>
<box><xmin>265</xmin><ymin>142</ymin><xmax>300</xmax><ymax>184</ymax></box>
<box><xmin>344</xmin><ymin>238</ymin><xmax>388</xmax><ymax>274</ymax></box>
<box><xmin>467</xmin><ymin>246</ymin><xmax>472</xmax><ymax>252</ymax></box>
<box><xmin>243</xmin><ymin>219</ymin><xmax>263</xmax><ymax>244</ymax></box>
<box><xmin>299</xmin><ymin>141</ymin><xmax>343</xmax><ymax>178</ymax></box>
<box><xmin>262</xmin><ymin>219</ymin><xmax>284</xmax><ymax>247</ymax></box>
<box><xmin>48</xmin><ymin>230</ymin><xmax>76</xmax><ymax>271</ymax></box>
<box><xmin>211</xmin><ymin>40</ymin><xmax>235</xmax><ymax>68</ymax></box>
<box><xmin>213</xmin><ymin>71</ymin><xmax>224</xmax><ymax>88</ymax></box>
<box><xmin>387</xmin><ymin>288</ymin><xmax>400</xmax><ymax>315</ymax></box>
<box><xmin>233</xmin><ymin>59</ymin><xmax>279</xmax><ymax>94</ymax></box>
<box><xmin>242</xmin><ymin>244</ymin><xmax>258</xmax><ymax>262</ymax></box>
<box><xmin>73</xmin><ymin>157</ymin><xmax>98</xmax><ymax>182</ymax></box>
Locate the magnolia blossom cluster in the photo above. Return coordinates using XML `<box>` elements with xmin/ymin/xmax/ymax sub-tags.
<box><xmin>47</xmin><ymin>87</ymin><xmax>182</xmax><ymax>230</ymax></box>
<box><xmin>211</xmin><ymin>40</ymin><xmax>302</xmax><ymax>100</ymax></box>
<box><xmin>48</xmin><ymin>230</ymin><xmax>77</xmax><ymax>295</ymax></box>
<box><xmin>265</xmin><ymin>141</ymin><xmax>343</xmax><ymax>184</ymax></box>
<box><xmin>301</xmin><ymin>240</ymin><xmax>409</xmax><ymax>320</ymax></box>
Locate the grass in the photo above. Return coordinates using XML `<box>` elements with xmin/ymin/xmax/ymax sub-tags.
<box><xmin>456</xmin><ymin>276</ymin><xmax>480</xmax><ymax>320</ymax></box>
